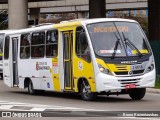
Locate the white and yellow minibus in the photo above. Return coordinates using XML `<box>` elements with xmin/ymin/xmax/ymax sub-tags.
<box><xmin>3</xmin><ymin>18</ymin><xmax>156</xmax><ymax>101</ymax></box>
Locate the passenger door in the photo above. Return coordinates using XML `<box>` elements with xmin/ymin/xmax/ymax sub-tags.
<box><xmin>62</xmin><ymin>31</ymin><xmax>74</xmax><ymax>90</ymax></box>
<box><xmin>12</xmin><ymin>36</ymin><xmax>19</xmax><ymax>86</ymax></box>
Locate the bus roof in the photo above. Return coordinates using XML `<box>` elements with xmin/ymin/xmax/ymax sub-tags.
<box><xmin>4</xmin><ymin>24</ymin><xmax>54</xmax><ymax>36</ymax></box>
<box><xmin>53</xmin><ymin>18</ymin><xmax>137</xmax><ymax>28</ymax></box>
<box><xmin>0</xmin><ymin>30</ymin><xmax>15</xmax><ymax>34</ymax></box>
<box><xmin>82</xmin><ymin>18</ymin><xmax>137</xmax><ymax>24</ymax></box>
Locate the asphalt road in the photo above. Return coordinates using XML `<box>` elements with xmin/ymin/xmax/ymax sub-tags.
<box><xmin>0</xmin><ymin>80</ymin><xmax>160</xmax><ymax>120</ymax></box>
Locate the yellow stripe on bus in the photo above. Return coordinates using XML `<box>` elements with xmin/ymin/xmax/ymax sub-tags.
<box><xmin>53</xmin><ymin>76</ymin><xmax>61</xmax><ymax>91</ymax></box>
<box><xmin>132</xmin><ymin>49</ymin><xmax>148</xmax><ymax>54</ymax></box>
<box><xmin>52</xmin><ymin>58</ymin><xmax>61</xmax><ymax>92</ymax></box>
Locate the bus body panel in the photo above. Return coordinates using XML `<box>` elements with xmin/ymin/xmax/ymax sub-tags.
<box><xmin>73</xmin><ymin>57</ymin><xmax>96</xmax><ymax>92</ymax></box>
<box><xmin>18</xmin><ymin>58</ymin><xmax>54</xmax><ymax>90</ymax></box>
<box><xmin>3</xmin><ymin>58</ymin><xmax>12</xmax><ymax>87</ymax></box>
<box><xmin>52</xmin><ymin>57</ymin><xmax>60</xmax><ymax>91</ymax></box>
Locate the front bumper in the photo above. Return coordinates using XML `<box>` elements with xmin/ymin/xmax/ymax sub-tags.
<box><xmin>95</xmin><ymin>69</ymin><xmax>156</xmax><ymax>92</ymax></box>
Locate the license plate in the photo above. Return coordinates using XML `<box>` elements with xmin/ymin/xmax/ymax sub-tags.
<box><xmin>125</xmin><ymin>84</ymin><xmax>136</xmax><ymax>89</ymax></box>
<box><xmin>130</xmin><ymin>64</ymin><xmax>143</xmax><ymax>71</ymax></box>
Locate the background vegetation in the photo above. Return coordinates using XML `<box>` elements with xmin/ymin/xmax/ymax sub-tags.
<box><xmin>0</xmin><ymin>10</ymin><xmax>8</xmax><ymax>30</ymax></box>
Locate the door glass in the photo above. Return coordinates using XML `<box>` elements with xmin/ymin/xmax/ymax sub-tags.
<box><xmin>64</xmin><ymin>62</ymin><xmax>70</xmax><ymax>87</ymax></box>
<box><xmin>12</xmin><ymin>37</ymin><xmax>19</xmax><ymax>85</ymax></box>
<box><xmin>63</xmin><ymin>33</ymin><xmax>69</xmax><ymax>59</ymax></box>
<box><xmin>4</xmin><ymin>36</ymin><xmax>10</xmax><ymax>60</ymax></box>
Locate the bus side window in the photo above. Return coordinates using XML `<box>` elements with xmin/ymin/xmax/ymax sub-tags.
<box><xmin>76</xmin><ymin>27</ymin><xmax>91</xmax><ymax>62</ymax></box>
<box><xmin>4</xmin><ymin>36</ymin><xmax>10</xmax><ymax>60</ymax></box>
<box><xmin>31</xmin><ymin>32</ymin><xmax>45</xmax><ymax>58</ymax></box>
<box><xmin>46</xmin><ymin>30</ymin><xmax>58</xmax><ymax>57</ymax></box>
<box><xmin>20</xmin><ymin>33</ymin><xmax>30</xmax><ymax>59</ymax></box>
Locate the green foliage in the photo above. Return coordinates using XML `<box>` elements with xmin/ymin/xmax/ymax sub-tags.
<box><xmin>155</xmin><ymin>75</ymin><xmax>160</xmax><ymax>89</ymax></box>
<box><xmin>108</xmin><ymin>14</ymin><xmax>149</xmax><ymax>37</ymax></box>
<box><xmin>0</xmin><ymin>10</ymin><xmax>8</xmax><ymax>30</ymax></box>
<box><xmin>124</xmin><ymin>16</ymin><xmax>148</xmax><ymax>37</ymax></box>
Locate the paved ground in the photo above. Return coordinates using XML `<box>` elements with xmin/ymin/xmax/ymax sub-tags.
<box><xmin>147</xmin><ymin>88</ymin><xmax>160</xmax><ymax>94</ymax></box>
<box><xmin>0</xmin><ymin>80</ymin><xmax>160</xmax><ymax>120</ymax></box>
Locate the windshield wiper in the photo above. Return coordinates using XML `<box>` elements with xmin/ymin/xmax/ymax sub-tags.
<box><xmin>111</xmin><ymin>33</ymin><xmax>120</xmax><ymax>59</ymax></box>
<box><xmin>122</xmin><ymin>32</ymin><xmax>143</xmax><ymax>58</ymax></box>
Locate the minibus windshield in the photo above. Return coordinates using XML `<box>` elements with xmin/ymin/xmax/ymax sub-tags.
<box><xmin>87</xmin><ymin>22</ymin><xmax>150</xmax><ymax>57</ymax></box>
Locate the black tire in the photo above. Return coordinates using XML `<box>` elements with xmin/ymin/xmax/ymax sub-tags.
<box><xmin>129</xmin><ymin>88</ymin><xmax>146</xmax><ymax>100</ymax></box>
<box><xmin>28</xmin><ymin>80</ymin><xmax>37</xmax><ymax>95</ymax></box>
<box><xmin>80</xmin><ymin>81</ymin><xmax>97</xmax><ymax>101</ymax></box>
<box><xmin>0</xmin><ymin>73</ymin><xmax>3</xmax><ymax>80</ymax></box>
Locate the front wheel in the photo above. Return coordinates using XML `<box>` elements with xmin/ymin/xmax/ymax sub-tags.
<box><xmin>80</xmin><ymin>81</ymin><xmax>97</xmax><ymax>101</ymax></box>
<box><xmin>129</xmin><ymin>88</ymin><xmax>146</xmax><ymax>100</ymax></box>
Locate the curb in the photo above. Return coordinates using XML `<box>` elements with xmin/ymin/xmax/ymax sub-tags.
<box><xmin>146</xmin><ymin>88</ymin><xmax>160</xmax><ymax>94</ymax></box>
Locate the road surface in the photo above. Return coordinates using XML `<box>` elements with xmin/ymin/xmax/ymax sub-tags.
<box><xmin>0</xmin><ymin>80</ymin><xmax>159</xmax><ymax>120</ymax></box>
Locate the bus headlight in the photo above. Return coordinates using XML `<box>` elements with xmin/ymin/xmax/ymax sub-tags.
<box><xmin>146</xmin><ymin>63</ymin><xmax>154</xmax><ymax>73</ymax></box>
<box><xmin>98</xmin><ymin>64</ymin><xmax>112</xmax><ymax>75</ymax></box>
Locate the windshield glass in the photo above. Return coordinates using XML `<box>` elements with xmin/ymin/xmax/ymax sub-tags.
<box><xmin>0</xmin><ymin>34</ymin><xmax>4</xmax><ymax>60</ymax></box>
<box><xmin>87</xmin><ymin>22</ymin><xmax>150</xmax><ymax>57</ymax></box>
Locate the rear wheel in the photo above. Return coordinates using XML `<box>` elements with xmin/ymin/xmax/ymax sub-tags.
<box><xmin>129</xmin><ymin>88</ymin><xmax>146</xmax><ymax>100</ymax></box>
<box><xmin>0</xmin><ymin>73</ymin><xmax>3</xmax><ymax>79</ymax></box>
<box><xmin>28</xmin><ymin>80</ymin><xmax>37</xmax><ymax>95</ymax></box>
<box><xmin>80</xmin><ymin>80</ymin><xmax>97</xmax><ymax>101</ymax></box>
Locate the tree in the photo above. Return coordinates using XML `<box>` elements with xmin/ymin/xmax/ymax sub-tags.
<box><xmin>0</xmin><ymin>10</ymin><xmax>8</xmax><ymax>30</ymax></box>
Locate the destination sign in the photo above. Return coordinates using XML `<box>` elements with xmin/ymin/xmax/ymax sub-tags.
<box><xmin>94</xmin><ymin>26</ymin><xmax>129</xmax><ymax>33</ymax></box>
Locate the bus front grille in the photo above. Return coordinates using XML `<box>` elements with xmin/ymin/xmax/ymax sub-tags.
<box><xmin>116</xmin><ymin>65</ymin><xmax>127</xmax><ymax>71</ymax></box>
<box><xmin>114</xmin><ymin>70</ymin><xmax>144</xmax><ymax>76</ymax></box>
<box><xmin>132</xmin><ymin>70</ymin><xmax>144</xmax><ymax>74</ymax></box>
<box><xmin>118</xmin><ymin>78</ymin><xmax>141</xmax><ymax>87</ymax></box>
<box><xmin>114</xmin><ymin>71</ymin><xmax>128</xmax><ymax>75</ymax></box>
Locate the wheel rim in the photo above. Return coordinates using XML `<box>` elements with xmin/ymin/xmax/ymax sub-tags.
<box><xmin>82</xmin><ymin>84</ymin><xmax>91</xmax><ymax>98</ymax></box>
